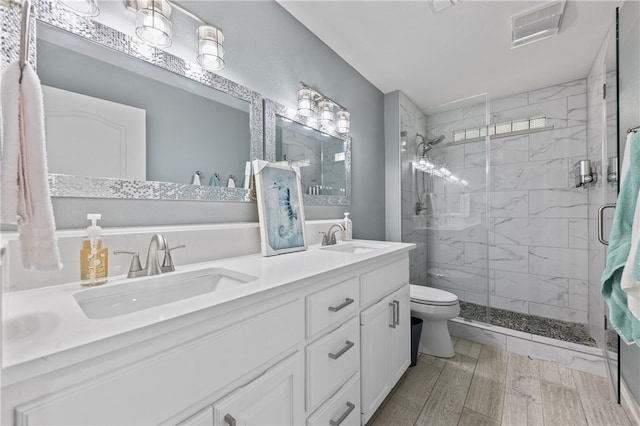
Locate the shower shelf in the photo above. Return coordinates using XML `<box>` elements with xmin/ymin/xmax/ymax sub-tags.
<box><xmin>412</xmin><ymin>215</ymin><xmax>481</xmax><ymax>231</ymax></box>
<box><xmin>447</xmin><ymin>125</ymin><xmax>554</xmax><ymax>145</ymax></box>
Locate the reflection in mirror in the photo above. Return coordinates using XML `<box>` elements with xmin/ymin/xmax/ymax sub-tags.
<box><xmin>1</xmin><ymin>2</ymin><xmax>263</xmax><ymax>201</ymax></box>
<box><xmin>38</xmin><ymin>24</ymin><xmax>250</xmax><ymax>188</ymax></box>
<box><xmin>275</xmin><ymin>116</ymin><xmax>346</xmax><ymax>197</ymax></box>
<box><xmin>264</xmin><ymin>100</ymin><xmax>351</xmax><ymax>206</ymax></box>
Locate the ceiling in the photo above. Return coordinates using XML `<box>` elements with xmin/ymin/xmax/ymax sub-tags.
<box><xmin>277</xmin><ymin>0</ymin><xmax>620</xmax><ymax>113</ymax></box>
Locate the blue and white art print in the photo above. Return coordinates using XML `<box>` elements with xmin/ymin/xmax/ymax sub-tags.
<box><xmin>254</xmin><ymin>160</ymin><xmax>307</xmax><ymax>256</ymax></box>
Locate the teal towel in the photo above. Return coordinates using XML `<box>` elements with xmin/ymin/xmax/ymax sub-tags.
<box><xmin>602</xmin><ymin>130</ymin><xmax>640</xmax><ymax>345</ymax></box>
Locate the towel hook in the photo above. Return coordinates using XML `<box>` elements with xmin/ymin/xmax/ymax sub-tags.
<box><xmin>0</xmin><ymin>0</ymin><xmax>33</xmax><ymax>68</ymax></box>
<box><xmin>19</xmin><ymin>0</ymin><xmax>32</xmax><ymax>69</ymax></box>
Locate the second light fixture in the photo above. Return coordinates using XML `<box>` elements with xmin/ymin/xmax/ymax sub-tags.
<box><xmin>296</xmin><ymin>83</ymin><xmax>350</xmax><ymax>134</ymax></box>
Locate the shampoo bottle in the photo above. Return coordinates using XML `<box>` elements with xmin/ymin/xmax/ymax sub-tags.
<box><xmin>80</xmin><ymin>214</ymin><xmax>108</xmax><ymax>286</ymax></box>
<box><xmin>343</xmin><ymin>212</ymin><xmax>353</xmax><ymax>241</ymax></box>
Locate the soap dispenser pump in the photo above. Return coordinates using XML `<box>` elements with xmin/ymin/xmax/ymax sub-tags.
<box><xmin>80</xmin><ymin>213</ymin><xmax>108</xmax><ymax>286</ymax></box>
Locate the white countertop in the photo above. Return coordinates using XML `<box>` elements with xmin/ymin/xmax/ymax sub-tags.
<box><xmin>2</xmin><ymin>240</ymin><xmax>414</xmax><ymax>381</ymax></box>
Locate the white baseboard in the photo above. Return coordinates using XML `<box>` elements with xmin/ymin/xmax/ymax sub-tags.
<box><xmin>621</xmin><ymin>378</ymin><xmax>640</xmax><ymax>425</ymax></box>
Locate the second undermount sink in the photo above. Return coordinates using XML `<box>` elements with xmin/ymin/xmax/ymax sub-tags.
<box><xmin>320</xmin><ymin>241</ymin><xmax>390</xmax><ymax>254</ymax></box>
<box><xmin>74</xmin><ymin>267</ymin><xmax>257</xmax><ymax>320</ymax></box>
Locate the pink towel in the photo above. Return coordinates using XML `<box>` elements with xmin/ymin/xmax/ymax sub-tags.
<box><xmin>1</xmin><ymin>61</ymin><xmax>62</xmax><ymax>271</ymax></box>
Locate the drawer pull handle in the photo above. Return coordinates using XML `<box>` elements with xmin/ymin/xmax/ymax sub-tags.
<box><xmin>329</xmin><ymin>402</ymin><xmax>356</xmax><ymax>426</ymax></box>
<box><xmin>328</xmin><ymin>340</ymin><xmax>354</xmax><ymax>360</ymax></box>
<box><xmin>393</xmin><ymin>300</ymin><xmax>400</xmax><ymax>326</ymax></box>
<box><xmin>389</xmin><ymin>303</ymin><xmax>396</xmax><ymax>328</ymax></box>
<box><xmin>224</xmin><ymin>414</ymin><xmax>236</xmax><ymax>426</ymax></box>
<box><xmin>329</xmin><ymin>298</ymin><xmax>354</xmax><ymax>312</ymax></box>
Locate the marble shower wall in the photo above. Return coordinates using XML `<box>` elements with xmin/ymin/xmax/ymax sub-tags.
<box><xmin>423</xmin><ymin>81</ymin><xmax>592</xmax><ymax>324</ymax></box>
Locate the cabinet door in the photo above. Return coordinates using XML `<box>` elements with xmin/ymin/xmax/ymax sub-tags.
<box><xmin>360</xmin><ymin>298</ymin><xmax>393</xmax><ymax>424</ymax></box>
<box><xmin>389</xmin><ymin>286</ymin><xmax>411</xmax><ymax>384</ymax></box>
<box><xmin>213</xmin><ymin>353</ymin><xmax>303</xmax><ymax>426</ymax></box>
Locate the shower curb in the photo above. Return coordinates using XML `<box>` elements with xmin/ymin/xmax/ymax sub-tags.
<box><xmin>447</xmin><ymin>317</ymin><xmax>606</xmax><ymax>377</ymax></box>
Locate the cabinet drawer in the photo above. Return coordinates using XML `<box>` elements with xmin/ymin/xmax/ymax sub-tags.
<box><xmin>307</xmin><ymin>373</ymin><xmax>360</xmax><ymax>426</ymax></box>
<box><xmin>307</xmin><ymin>277</ymin><xmax>359</xmax><ymax>338</ymax></box>
<box><xmin>360</xmin><ymin>258</ymin><xmax>409</xmax><ymax>308</ymax></box>
<box><xmin>306</xmin><ymin>317</ymin><xmax>360</xmax><ymax>412</ymax></box>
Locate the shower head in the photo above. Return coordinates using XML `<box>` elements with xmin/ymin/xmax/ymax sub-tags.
<box><xmin>417</xmin><ymin>133</ymin><xmax>446</xmax><ymax>155</ymax></box>
<box><xmin>429</xmin><ymin>135</ymin><xmax>446</xmax><ymax>146</ymax></box>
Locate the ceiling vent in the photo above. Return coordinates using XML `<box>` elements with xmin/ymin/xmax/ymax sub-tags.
<box><xmin>511</xmin><ymin>1</ymin><xmax>566</xmax><ymax>48</ymax></box>
<box><xmin>429</xmin><ymin>0</ymin><xmax>457</xmax><ymax>14</ymax></box>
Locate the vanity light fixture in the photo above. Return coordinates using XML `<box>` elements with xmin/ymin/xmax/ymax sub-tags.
<box><xmin>56</xmin><ymin>0</ymin><xmax>99</xmax><ymax>16</ymax></box>
<box><xmin>336</xmin><ymin>110</ymin><xmax>350</xmax><ymax>134</ymax></box>
<box><xmin>296</xmin><ymin>82</ymin><xmax>350</xmax><ymax>134</ymax></box>
<box><xmin>319</xmin><ymin>100</ymin><xmax>335</xmax><ymax>129</ymax></box>
<box><xmin>135</xmin><ymin>0</ymin><xmax>172</xmax><ymax>48</ymax></box>
<box><xmin>297</xmin><ymin>87</ymin><xmax>315</xmax><ymax>118</ymax></box>
<box><xmin>197</xmin><ymin>25</ymin><xmax>225</xmax><ymax>71</ymax></box>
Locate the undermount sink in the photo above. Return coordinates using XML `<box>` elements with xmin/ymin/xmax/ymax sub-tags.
<box><xmin>319</xmin><ymin>241</ymin><xmax>390</xmax><ymax>254</ymax></box>
<box><xmin>73</xmin><ymin>268</ymin><xmax>257</xmax><ymax>319</ymax></box>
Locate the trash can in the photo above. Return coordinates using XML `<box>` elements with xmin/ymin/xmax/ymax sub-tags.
<box><xmin>410</xmin><ymin>316</ymin><xmax>423</xmax><ymax>367</ymax></box>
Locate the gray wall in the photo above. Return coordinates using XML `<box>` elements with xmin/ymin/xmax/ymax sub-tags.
<box><xmin>618</xmin><ymin>0</ymin><xmax>640</xmax><ymax>406</ymax></box>
<box><xmin>48</xmin><ymin>1</ymin><xmax>386</xmax><ymax>240</ymax></box>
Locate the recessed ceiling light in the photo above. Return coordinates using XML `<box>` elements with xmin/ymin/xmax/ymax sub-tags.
<box><xmin>512</xmin><ymin>1</ymin><xmax>566</xmax><ymax>48</ymax></box>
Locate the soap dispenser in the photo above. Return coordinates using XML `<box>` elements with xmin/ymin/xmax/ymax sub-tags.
<box><xmin>80</xmin><ymin>214</ymin><xmax>108</xmax><ymax>286</ymax></box>
<box><xmin>343</xmin><ymin>212</ymin><xmax>352</xmax><ymax>241</ymax></box>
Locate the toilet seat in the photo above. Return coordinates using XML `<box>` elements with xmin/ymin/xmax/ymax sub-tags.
<box><xmin>410</xmin><ymin>284</ymin><xmax>459</xmax><ymax>307</ymax></box>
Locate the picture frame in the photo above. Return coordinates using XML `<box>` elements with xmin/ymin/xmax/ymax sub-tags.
<box><xmin>253</xmin><ymin>160</ymin><xmax>308</xmax><ymax>256</ymax></box>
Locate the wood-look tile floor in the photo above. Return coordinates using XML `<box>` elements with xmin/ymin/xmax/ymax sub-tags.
<box><xmin>367</xmin><ymin>337</ymin><xmax>632</xmax><ymax>426</ymax></box>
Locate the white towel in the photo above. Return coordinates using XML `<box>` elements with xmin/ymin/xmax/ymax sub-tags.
<box><xmin>621</xmin><ymin>132</ymin><xmax>640</xmax><ymax>318</ymax></box>
<box><xmin>1</xmin><ymin>61</ymin><xmax>62</xmax><ymax>271</ymax></box>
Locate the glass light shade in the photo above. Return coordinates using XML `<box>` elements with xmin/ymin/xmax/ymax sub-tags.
<box><xmin>336</xmin><ymin>110</ymin><xmax>350</xmax><ymax>133</ymax></box>
<box><xmin>197</xmin><ymin>25</ymin><xmax>225</xmax><ymax>71</ymax></box>
<box><xmin>319</xmin><ymin>100</ymin><xmax>335</xmax><ymax>127</ymax></box>
<box><xmin>297</xmin><ymin>88</ymin><xmax>314</xmax><ymax>117</ymax></box>
<box><xmin>135</xmin><ymin>0</ymin><xmax>172</xmax><ymax>48</ymax></box>
<box><xmin>56</xmin><ymin>0</ymin><xmax>100</xmax><ymax>16</ymax></box>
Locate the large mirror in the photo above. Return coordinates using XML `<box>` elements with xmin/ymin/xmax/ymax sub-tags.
<box><xmin>265</xmin><ymin>100</ymin><xmax>351</xmax><ymax>206</ymax></box>
<box><xmin>2</xmin><ymin>0</ymin><xmax>263</xmax><ymax>202</ymax></box>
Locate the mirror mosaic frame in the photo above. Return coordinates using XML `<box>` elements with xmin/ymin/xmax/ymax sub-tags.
<box><xmin>1</xmin><ymin>0</ymin><xmax>263</xmax><ymax>202</ymax></box>
<box><xmin>264</xmin><ymin>99</ymin><xmax>351</xmax><ymax>206</ymax></box>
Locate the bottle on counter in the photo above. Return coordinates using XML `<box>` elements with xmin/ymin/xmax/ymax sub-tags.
<box><xmin>343</xmin><ymin>212</ymin><xmax>353</xmax><ymax>241</ymax></box>
<box><xmin>80</xmin><ymin>213</ymin><xmax>108</xmax><ymax>286</ymax></box>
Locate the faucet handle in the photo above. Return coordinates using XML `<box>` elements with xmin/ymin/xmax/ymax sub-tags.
<box><xmin>113</xmin><ymin>250</ymin><xmax>145</xmax><ymax>278</ymax></box>
<box><xmin>161</xmin><ymin>244</ymin><xmax>186</xmax><ymax>273</ymax></box>
<box><xmin>319</xmin><ymin>232</ymin><xmax>329</xmax><ymax>246</ymax></box>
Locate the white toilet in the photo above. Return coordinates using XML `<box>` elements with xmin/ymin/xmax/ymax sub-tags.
<box><xmin>410</xmin><ymin>284</ymin><xmax>460</xmax><ymax>358</ymax></box>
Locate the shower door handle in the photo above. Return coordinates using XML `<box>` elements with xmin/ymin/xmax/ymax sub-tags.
<box><xmin>598</xmin><ymin>203</ymin><xmax>616</xmax><ymax>245</ymax></box>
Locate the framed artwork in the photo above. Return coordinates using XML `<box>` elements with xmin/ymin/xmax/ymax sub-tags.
<box><xmin>253</xmin><ymin>160</ymin><xmax>307</xmax><ymax>256</ymax></box>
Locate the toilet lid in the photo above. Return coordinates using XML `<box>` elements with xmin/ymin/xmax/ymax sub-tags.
<box><xmin>410</xmin><ymin>284</ymin><xmax>458</xmax><ymax>306</ymax></box>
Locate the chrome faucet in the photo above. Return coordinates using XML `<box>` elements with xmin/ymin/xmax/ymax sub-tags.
<box><xmin>114</xmin><ymin>234</ymin><xmax>185</xmax><ymax>278</ymax></box>
<box><xmin>146</xmin><ymin>234</ymin><xmax>168</xmax><ymax>276</ymax></box>
<box><xmin>320</xmin><ymin>223</ymin><xmax>345</xmax><ymax>246</ymax></box>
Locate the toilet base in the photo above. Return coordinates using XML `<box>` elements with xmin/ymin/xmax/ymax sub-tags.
<box><xmin>417</xmin><ymin>319</ymin><xmax>455</xmax><ymax>358</ymax></box>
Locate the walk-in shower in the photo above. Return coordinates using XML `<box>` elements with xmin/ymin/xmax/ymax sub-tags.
<box><xmin>398</xmin><ymin>76</ymin><xmax>611</xmax><ymax>351</ymax></box>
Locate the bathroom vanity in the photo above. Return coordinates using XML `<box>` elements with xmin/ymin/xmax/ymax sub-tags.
<box><xmin>1</xmin><ymin>232</ymin><xmax>413</xmax><ymax>425</ymax></box>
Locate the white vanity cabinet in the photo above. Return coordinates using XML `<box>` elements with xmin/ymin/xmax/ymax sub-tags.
<box><xmin>2</xmin><ymin>243</ymin><xmax>414</xmax><ymax>426</ymax></box>
<box><xmin>212</xmin><ymin>353</ymin><xmax>304</xmax><ymax>426</ymax></box>
<box><xmin>359</xmin><ymin>260</ymin><xmax>410</xmax><ymax>425</ymax></box>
